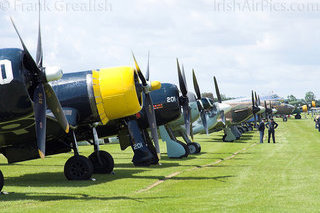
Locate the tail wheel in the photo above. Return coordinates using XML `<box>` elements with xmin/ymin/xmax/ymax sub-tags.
<box><xmin>0</xmin><ymin>170</ymin><xmax>3</xmax><ymax>192</ymax></box>
<box><xmin>64</xmin><ymin>155</ymin><xmax>93</xmax><ymax>180</ymax></box>
<box><xmin>88</xmin><ymin>151</ymin><xmax>114</xmax><ymax>174</ymax></box>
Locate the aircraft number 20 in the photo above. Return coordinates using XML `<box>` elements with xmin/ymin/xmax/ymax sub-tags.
<box><xmin>0</xmin><ymin>60</ymin><xmax>14</xmax><ymax>85</ymax></box>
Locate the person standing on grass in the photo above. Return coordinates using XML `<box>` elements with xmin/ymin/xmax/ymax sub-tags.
<box><xmin>258</xmin><ymin>119</ymin><xmax>266</xmax><ymax>143</ymax></box>
<box><xmin>266</xmin><ymin>118</ymin><xmax>278</xmax><ymax>143</ymax></box>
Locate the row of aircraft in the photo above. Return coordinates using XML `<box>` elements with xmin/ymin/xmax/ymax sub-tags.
<box><xmin>0</xmin><ymin>14</ymin><xmax>302</xmax><ymax>192</ymax></box>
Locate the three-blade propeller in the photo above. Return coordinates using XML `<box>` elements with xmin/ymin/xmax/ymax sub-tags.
<box><xmin>10</xmin><ymin>15</ymin><xmax>69</xmax><ymax>159</ymax></box>
<box><xmin>132</xmin><ymin>53</ymin><xmax>160</xmax><ymax>160</ymax></box>
<box><xmin>176</xmin><ymin>59</ymin><xmax>191</xmax><ymax>137</ymax></box>
<box><xmin>192</xmin><ymin>70</ymin><xmax>208</xmax><ymax>135</ymax></box>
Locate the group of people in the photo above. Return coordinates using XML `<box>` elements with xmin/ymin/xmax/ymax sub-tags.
<box><xmin>258</xmin><ymin>118</ymin><xmax>278</xmax><ymax>143</ymax></box>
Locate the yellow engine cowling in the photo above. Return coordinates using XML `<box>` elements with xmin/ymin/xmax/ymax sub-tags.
<box><xmin>302</xmin><ymin>105</ymin><xmax>308</xmax><ymax>112</ymax></box>
<box><xmin>312</xmin><ymin>101</ymin><xmax>316</xmax><ymax>107</ymax></box>
<box><xmin>91</xmin><ymin>66</ymin><xmax>142</xmax><ymax>124</ymax></box>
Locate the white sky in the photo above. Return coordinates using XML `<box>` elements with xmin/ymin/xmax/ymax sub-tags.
<box><xmin>1</xmin><ymin>0</ymin><xmax>320</xmax><ymax>99</ymax></box>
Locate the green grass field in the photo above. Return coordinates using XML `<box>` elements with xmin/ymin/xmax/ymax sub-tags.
<box><xmin>1</xmin><ymin>116</ymin><xmax>320</xmax><ymax>212</ymax></box>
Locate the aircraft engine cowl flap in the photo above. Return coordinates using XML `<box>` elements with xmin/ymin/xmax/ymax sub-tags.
<box><xmin>92</xmin><ymin>66</ymin><xmax>142</xmax><ymax>124</ymax></box>
<box><xmin>45</xmin><ymin>66</ymin><xmax>63</xmax><ymax>82</ymax></box>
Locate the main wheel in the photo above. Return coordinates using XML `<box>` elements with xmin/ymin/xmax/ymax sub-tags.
<box><xmin>187</xmin><ymin>143</ymin><xmax>198</xmax><ymax>154</ymax></box>
<box><xmin>192</xmin><ymin>142</ymin><xmax>201</xmax><ymax>153</ymax></box>
<box><xmin>0</xmin><ymin>170</ymin><xmax>3</xmax><ymax>192</ymax></box>
<box><xmin>283</xmin><ymin>117</ymin><xmax>288</xmax><ymax>122</ymax></box>
<box><xmin>88</xmin><ymin>151</ymin><xmax>114</xmax><ymax>174</ymax></box>
<box><xmin>295</xmin><ymin>114</ymin><xmax>301</xmax><ymax>119</ymax></box>
<box><xmin>64</xmin><ymin>155</ymin><xmax>94</xmax><ymax>180</ymax></box>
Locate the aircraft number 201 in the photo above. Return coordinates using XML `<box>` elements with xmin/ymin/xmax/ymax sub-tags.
<box><xmin>167</xmin><ymin>96</ymin><xmax>176</xmax><ymax>103</ymax></box>
<box><xmin>0</xmin><ymin>60</ymin><xmax>14</xmax><ymax>85</ymax></box>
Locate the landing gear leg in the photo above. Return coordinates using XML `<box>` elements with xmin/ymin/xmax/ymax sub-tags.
<box><xmin>159</xmin><ymin>125</ymin><xmax>189</xmax><ymax>158</ymax></box>
<box><xmin>64</xmin><ymin>130</ymin><xmax>94</xmax><ymax>180</ymax></box>
<box><xmin>230</xmin><ymin>126</ymin><xmax>241</xmax><ymax>139</ymax></box>
<box><xmin>0</xmin><ymin>170</ymin><xmax>3</xmax><ymax>192</ymax></box>
<box><xmin>223</xmin><ymin>127</ymin><xmax>236</xmax><ymax>142</ymax></box>
<box><xmin>180</xmin><ymin>130</ymin><xmax>201</xmax><ymax>154</ymax></box>
<box><xmin>88</xmin><ymin>125</ymin><xmax>114</xmax><ymax>174</ymax></box>
<box><xmin>127</xmin><ymin>119</ymin><xmax>158</xmax><ymax>166</ymax></box>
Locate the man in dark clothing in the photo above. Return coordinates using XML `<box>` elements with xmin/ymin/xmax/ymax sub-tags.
<box><xmin>258</xmin><ymin>119</ymin><xmax>266</xmax><ymax>143</ymax></box>
<box><xmin>266</xmin><ymin>118</ymin><xmax>278</xmax><ymax>143</ymax></box>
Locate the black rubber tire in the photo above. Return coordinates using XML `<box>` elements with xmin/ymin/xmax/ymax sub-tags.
<box><xmin>64</xmin><ymin>155</ymin><xmax>94</xmax><ymax>180</ymax></box>
<box><xmin>188</xmin><ymin>143</ymin><xmax>198</xmax><ymax>154</ymax></box>
<box><xmin>0</xmin><ymin>170</ymin><xmax>3</xmax><ymax>192</ymax></box>
<box><xmin>192</xmin><ymin>142</ymin><xmax>201</xmax><ymax>153</ymax></box>
<box><xmin>295</xmin><ymin>114</ymin><xmax>301</xmax><ymax>119</ymax></box>
<box><xmin>283</xmin><ymin>117</ymin><xmax>287</xmax><ymax>122</ymax></box>
<box><xmin>88</xmin><ymin>151</ymin><xmax>114</xmax><ymax>174</ymax></box>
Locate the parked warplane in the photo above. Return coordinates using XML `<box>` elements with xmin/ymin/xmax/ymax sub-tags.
<box><xmin>0</xmin><ymin>16</ymin><xmax>160</xmax><ymax>191</ymax></box>
<box><xmin>211</xmin><ymin>86</ymin><xmax>264</xmax><ymax>142</ymax></box>
<box><xmin>93</xmin><ymin>58</ymin><xmax>193</xmax><ymax>165</ymax></box>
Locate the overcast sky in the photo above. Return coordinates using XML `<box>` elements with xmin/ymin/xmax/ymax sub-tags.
<box><xmin>1</xmin><ymin>0</ymin><xmax>320</xmax><ymax>99</ymax></box>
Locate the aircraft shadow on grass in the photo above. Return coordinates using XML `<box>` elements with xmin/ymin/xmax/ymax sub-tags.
<box><xmin>1</xmin><ymin>191</ymin><xmax>169</xmax><ymax>202</ymax></box>
<box><xmin>3</xmin><ymin>168</ymin><xmax>236</xmax><ymax>189</ymax></box>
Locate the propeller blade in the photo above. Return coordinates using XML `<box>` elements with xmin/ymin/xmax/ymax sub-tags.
<box><xmin>192</xmin><ymin>69</ymin><xmax>201</xmax><ymax>100</ymax></box>
<box><xmin>200</xmin><ymin>111</ymin><xmax>208</xmax><ymax>135</ymax></box>
<box><xmin>190</xmin><ymin>108</ymin><xmax>194</xmax><ymax>141</ymax></box>
<box><xmin>145</xmin><ymin>51</ymin><xmax>150</xmax><ymax>82</ymax></box>
<box><xmin>10</xmin><ymin>17</ymin><xmax>40</xmax><ymax>75</ymax></box>
<box><xmin>145</xmin><ymin>93</ymin><xmax>160</xmax><ymax>159</ymax></box>
<box><xmin>44</xmin><ymin>83</ymin><xmax>69</xmax><ymax>133</ymax></box>
<box><xmin>36</xmin><ymin>6</ymin><xmax>43</xmax><ymax>68</ymax></box>
<box><xmin>264</xmin><ymin>100</ymin><xmax>268</xmax><ymax>119</ymax></box>
<box><xmin>258</xmin><ymin>95</ymin><xmax>261</xmax><ymax>106</ymax></box>
<box><xmin>252</xmin><ymin>91</ymin><xmax>257</xmax><ymax>128</ymax></box>
<box><xmin>182</xmin><ymin>103</ymin><xmax>191</xmax><ymax>136</ymax></box>
<box><xmin>220</xmin><ymin>110</ymin><xmax>225</xmax><ymax>125</ymax></box>
<box><xmin>214</xmin><ymin>76</ymin><xmax>222</xmax><ymax>103</ymax></box>
<box><xmin>255</xmin><ymin>92</ymin><xmax>258</xmax><ymax>107</ymax></box>
<box><xmin>252</xmin><ymin>91</ymin><xmax>255</xmax><ymax>107</ymax></box>
<box><xmin>176</xmin><ymin>59</ymin><xmax>187</xmax><ymax>97</ymax></box>
<box><xmin>132</xmin><ymin>52</ymin><xmax>147</xmax><ymax>86</ymax></box>
<box><xmin>33</xmin><ymin>83</ymin><xmax>46</xmax><ymax>159</ymax></box>
<box><xmin>181</xmin><ymin>64</ymin><xmax>188</xmax><ymax>92</ymax></box>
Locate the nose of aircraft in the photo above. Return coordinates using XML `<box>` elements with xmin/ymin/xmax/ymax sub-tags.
<box><xmin>258</xmin><ymin>106</ymin><xmax>265</xmax><ymax>114</ymax></box>
<box><xmin>219</xmin><ymin>103</ymin><xmax>232</xmax><ymax>114</ymax></box>
<box><xmin>287</xmin><ymin>104</ymin><xmax>295</xmax><ymax>114</ymax></box>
